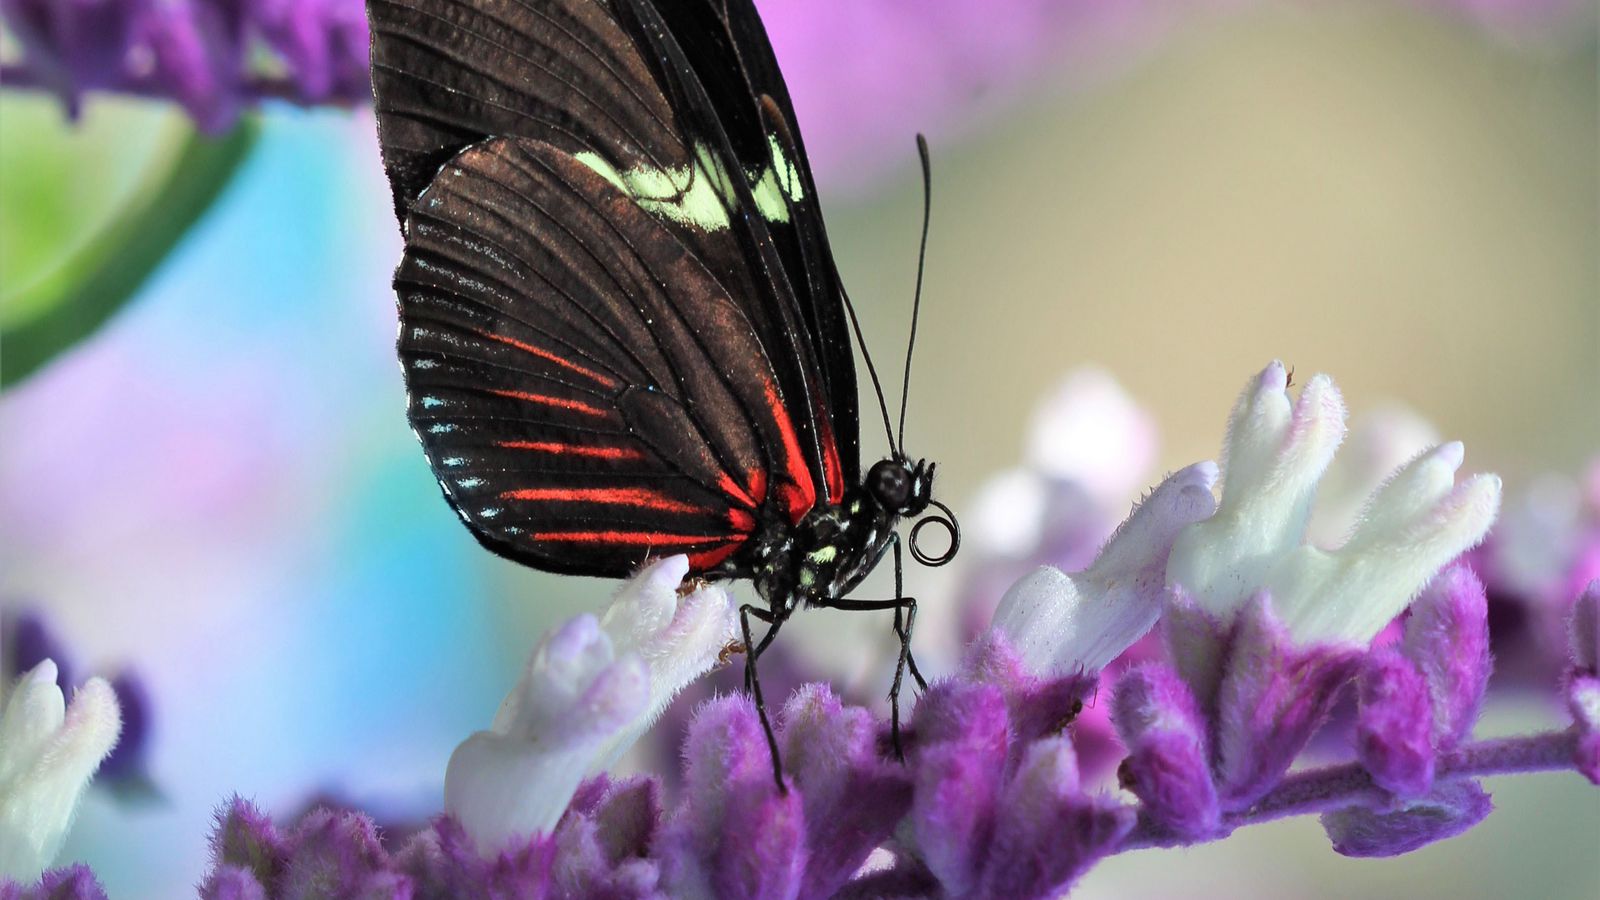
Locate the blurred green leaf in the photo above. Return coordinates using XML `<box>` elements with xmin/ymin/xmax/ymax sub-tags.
<box><xmin>0</xmin><ymin>100</ymin><xmax>259</xmax><ymax>387</ymax></box>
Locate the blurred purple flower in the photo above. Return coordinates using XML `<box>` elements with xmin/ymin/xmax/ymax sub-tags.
<box><xmin>0</xmin><ymin>0</ymin><xmax>370</xmax><ymax>132</ymax></box>
<box><xmin>0</xmin><ymin>864</ymin><xmax>110</xmax><ymax>900</ymax></box>
<box><xmin>1471</xmin><ymin>462</ymin><xmax>1600</xmax><ymax>686</ymax></box>
<box><xmin>1566</xmin><ymin>582</ymin><xmax>1600</xmax><ymax>784</ymax></box>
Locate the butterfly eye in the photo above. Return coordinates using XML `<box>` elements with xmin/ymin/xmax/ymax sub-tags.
<box><xmin>868</xmin><ymin>459</ymin><xmax>912</xmax><ymax>509</ymax></box>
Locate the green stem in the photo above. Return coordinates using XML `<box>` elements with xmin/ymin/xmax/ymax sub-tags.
<box><xmin>1</xmin><ymin>118</ymin><xmax>260</xmax><ymax>387</ymax></box>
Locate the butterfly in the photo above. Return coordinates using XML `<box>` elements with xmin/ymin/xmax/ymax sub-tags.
<box><xmin>367</xmin><ymin>0</ymin><xmax>958</xmax><ymax>783</ymax></box>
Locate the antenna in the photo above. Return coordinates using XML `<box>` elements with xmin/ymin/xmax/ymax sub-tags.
<box><xmin>840</xmin><ymin>284</ymin><xmax>898</xmax><ymax>455</ymax></box>
<box><xmin>897</xmin><ymin>134</ymin><xmax>933</xmax><ymax>452</ymax></box>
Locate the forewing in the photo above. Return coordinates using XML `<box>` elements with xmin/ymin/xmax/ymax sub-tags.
<box><xmin>627</xmin><ymin>0</ymin><xmax>861</xmax><ymax>487</ymax></box>
<box><xmin>400</xmin><ymin>136</ymin><xmax>823</xmax><ymax>574</ymax></box>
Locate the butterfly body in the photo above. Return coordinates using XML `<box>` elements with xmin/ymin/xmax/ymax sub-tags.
<box><xmin>724</xmin><ymin>456</ymin><xmax>932</xmax><ymax>616</ymax></box>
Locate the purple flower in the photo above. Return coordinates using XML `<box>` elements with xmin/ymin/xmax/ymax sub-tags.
<box><xmin>661</xmin><ymin>697</ymin><xmax>807</xmax><ymax>899</ymax></box>
<box><xmin>1320</xmin><ymin>779</ymin><xmax>1493</xmax><ymax>858</ymax></box>
<box><xmin>1356</xmin><ymin>649</ymin><xmax>1438</xmax><ymax>796</ymax></box>
<box><xmin>1567</xmin><ymin>582</ymin><xmax>1600</xmax><ymax>784</ymax></box>
<box><xmin>775</xmin><ymin>686</ymin><xmax>911</xmax><ymax>899</ymax></box>
<box><xmin>906</xmin><ymin>681</ymin><xmax>1133</xmax><ymax>898</ymax></box>
<box><xmin>1205</xmin><ymin>595</ymin><xmax>1365</xmax><ymax>808</ymax></box>
<box><xmin>1110</xmin><ymin>663</ymin><xmax>1219</xmax><ymax>837</ymax></box>
<box><xmin>1</xmin><ymin>0</ymin><xmax>371</xmax><ymax>132</ymax></box>
<box><xmin>1</xmin><ymin>864</ymin><xmax>110</xmax><ymax>900</ymax></box>
<box><xmin>1353</xmin><ymin>566</ymin><xmax>1492</xmax><ymax>797</ymax></box>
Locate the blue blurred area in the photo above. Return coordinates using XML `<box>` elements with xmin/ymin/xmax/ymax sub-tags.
<box><xmin>3</xmin><ymin>109</ymin><xmax>512</xmax><ymax>892</ymax></box>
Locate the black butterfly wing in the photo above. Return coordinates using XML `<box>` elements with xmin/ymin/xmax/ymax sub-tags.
<box><xmin>399</xmin><ymin>135</ymin><xmax>824</xmax><ymax>574</ymax></box>
<box><xmin>369</xmin><ymin>0</ymin><xmax>856</xmax><ymax>506</ymax></box>
<box><xmin>624</xmin><ymin>0</ymin><xmax>860</xmax><ymax>488</ymax></box>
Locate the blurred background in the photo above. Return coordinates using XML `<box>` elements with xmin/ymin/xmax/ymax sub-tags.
<box><xmin>2</xmin><ymin>0</ymin><xmax>1596</xmax><ymax>895</ymax></box>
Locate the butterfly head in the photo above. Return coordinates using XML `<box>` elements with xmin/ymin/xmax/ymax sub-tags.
<box><xmin>868</xmin><ymin>456</ymin><xmax>934</xmax><ymax>518</ymax></box>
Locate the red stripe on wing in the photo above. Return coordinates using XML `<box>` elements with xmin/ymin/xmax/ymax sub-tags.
<box><xmin>688</xmin><ymin>543</ymin><xmax>741</xmax><ymax>569</ymax></box>
<box><xmin>763</xmin><ymin>378</ymin><xmax>816</xmax><ymax>522</ymax></box>
<box><xmin>717</xmin><ymin>472</ymin><xmax>756</xmax><ymax>509</ymax></box>
<box><xmin>486</xmin><ymin>388</ymin><xmax>609</xmax><ymax>418</ymax></box>
<box><xmin>495</xmin><ymin>440</ymin><xmax>644</xmax><ymax>461</ymax></box>
<box><xmin>474</xmin><ymin>328</ymin><xmax>618</xmax><ymax>388</ymax></box>
<box><xmin>500</xmin><ymin>487</ymin><xmax>700</xmax><ymax>514</ymax></box>
<box><xmin>819</xmin><ymin>415</ymin><xmax>846</xmax><ymax>504</ymax></box>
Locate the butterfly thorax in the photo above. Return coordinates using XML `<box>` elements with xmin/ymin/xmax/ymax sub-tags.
<box><xmin>732</xmin><ymin>493</ymin><xmax>898</xmax><ymax>616</ymax></box>
<box><xmin>725</xmin><ymin>456</ymin><xmax>935</xmax><ymax>616</ymax></box>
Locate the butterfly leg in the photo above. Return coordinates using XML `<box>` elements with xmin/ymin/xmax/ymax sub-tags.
<box><xmin>817</xmin><ymin>592</ymin><xmax>921</xmax><ymax>761</ymax></box>
<box><xmin>890</xmin><ymin>536</ymin><xmax>929</xmax><ymax>693</ymax></box>
<box><xmin>739</xmin><ymin>602</ymin><xmax>788</xmax><ymax>790</ymax></box>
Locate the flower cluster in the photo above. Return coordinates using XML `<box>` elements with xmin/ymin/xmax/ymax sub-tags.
<box><xmin>10</xmin><ymin>363</ymin><xmax>1598</xmax><ymax>896</ymax></box>
<box><xmin>177</xmin><ymin>672</ymin><xmax>1124</xmax><ymax>899</ymax></box>
<box><xmin>0</xmin><ymin>0</ymin><xmax>370</xmax><ymax>131</ymax></box>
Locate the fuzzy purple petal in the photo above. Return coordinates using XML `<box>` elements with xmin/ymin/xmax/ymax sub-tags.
<box><xmin>662</xmin><ymin>696</ymin><xmax>806</xmax><ymax>900</ymax></box>
<box><xmin>1402</xmin><ymin>564</ymin><xmax>1492</xmax><ymax>748</ymax></box>
<box><xmin>472</xmin><ymin>829</ymin><xmax>558</xmax><ymax>898</ymax></box>
<box><xmin>11</xmin><ymin>865</ymin><xmax>110</xmax><ymax>900</ymax></box>
<box><xmin>975</xmin><ymin>737</ymin><xmax>1135</xmax><ymax>899</ymax></box>
<box><xmin>777</xmin><ymin>685</ymin><xmax>910</xmax><ymax>900</ymax></box>
<box><xmin>907</xmin><ymin>682</ymin><xmax>1010</xmax><ymax>896</ymax></box>
<box><xmin>1162</xmin><ymin>587</ymin><xmax>1232</xmax><ymax>711</ymax></box>
<box><xmin>197</xmin><ymin>866</ymin><xmax>267</xmax><ymax>900</ymax></box>
<box><xmin>209</xmin><ymin>796</ymin><xmax>287</xmax><ymax>890</ymax></box>
<box><xmin>279</xmin><ymin>808</ymin><xmax>392</xmax><ymax>898</ymax></box>
<box><xmin>1213</xmin><ymin>595</ymin><xmax>1362</xmax><ymax>809</ymax></box>
<box><xmin>715</xmin><ymin>780</ymin><xmax>807</xmax><ymax>900</ymax></box>
<box><xmin>961</xmin><ymin>631</ymin><xmax>1097</xmax><ymax>763</ymax></box>
<box><xmin>1321</xmin><ymin>779</ymin><xmax>1493</xmax><ymax>857</ymax></box>
<box><xmin>1355</xmin><ymin>650</ymin><xmax>1437</xmax><ymax>797</ymax></box>
<box><xmin>1110</xmin><ymin>664</ymin><xmax>1219</xmax><ymax>837</ymax></box>
<box><xmin>551</xmin><ymin>776</ymin><xmax>663</xmax><ymax>898</ymax></box>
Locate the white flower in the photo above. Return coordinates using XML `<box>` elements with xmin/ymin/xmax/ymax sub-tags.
<box><xmin>1167</xmin><ymin>362</ymin><xmax>1501</xmax><ymax>647</ymax></box>
<box><xmin>1309</xmin><ymin>405</ymin><xmax>1441</xmax><ymax>548</ymax></box>
<box><xmin>988</xmin><ymin>462</ymin><xmax>1218</xmax><ymax>675</ymax></box>
<box><xmin>445</xmin><ymin>556</ymin><xmax>736</xmax><ymax>854</ymax></box>
<box><xmin>0</xmin><ymin>660</ymin><xmax>122</xmax><ymax>880</ymax></box>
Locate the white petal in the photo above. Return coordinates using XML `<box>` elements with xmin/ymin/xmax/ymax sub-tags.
<box><xmin>1310</xmin><ymin>405</ymin><xmax>1440</xmax><ymax>548</ymax></box>
<box><xmin>0</xmin><ymin>672</ymin><xmax>121</xmax><ymax>880</ymax></box>
<box><xmin>592</xmin><ymin>577</ymin><xmax>737</xmax><ymax>772</ymax></box>
<box><xmin>446</xmin><ymin>653</ymin><xmax>648</xmax><ymax>854</ymax></box>
<box><xmin>989</xmin><ymin>463</ymin><xmax>1218</xmax><ymax>675</ymax></box>
<box><xmin>0</xmin><ymin>661</ymin><xmax>66</xmax><ymax>785</ymax></box>
<box><xmin>449</xmin><ymin>556</ymin><xmax>735</xmax><ymax>854</ymax></box>
<box><xmin>1170</xmin><ymin>363</ymin><xmax>1347</xmax><ymax>620</ymax></box>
